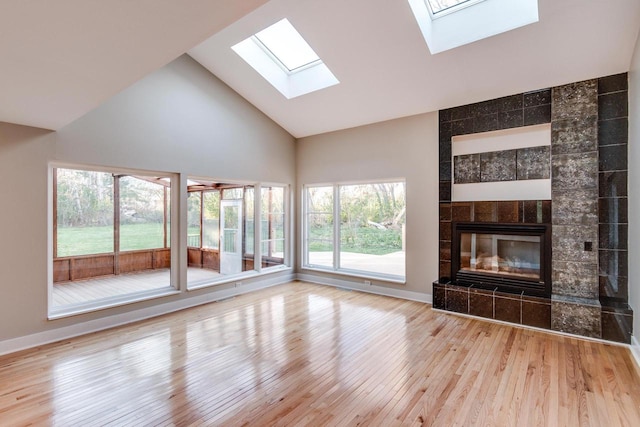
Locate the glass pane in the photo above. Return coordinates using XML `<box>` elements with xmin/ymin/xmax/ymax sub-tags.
<box><xmin>339</xmin><ymin>182</ymin><xmax>406</xmax><ymax>278</ymax></box>
<box><xmin>223</xmin><ymin>206</ymin><xmax>238</xmax><ymax>229</ymax></box>
<box><xmin>187</xmin><ymin>192</ymin><xmax>201</xmax><ymax>248</ymax></box>
<box><xmin>254</xmin><ymin>18</ymin><xmax>320</xmax><ymax>72</ymax></box>
<box><xmin>306</xmin><ymin>184</ymin><xmax>334</xmax><ymax>268</ymax></box>
<box><xmin>202</xmin><ymin>191</ymin><xmax>220</xmax><ymax>249</ymax></box>
<box><xmin>307</xmin><ymin>186</ymin><xmax>333</xmax><ymax>214</ymax></box>
<box><xmin>222</xmin><ymin>188</ymin><xmax>243</xmax><ymax>200</ymax></box>
<box><xmin>223</xmin><ymin>229</ymin><xmax>238</xmax><ymax>252</ymax></box>
<box><xmin>261</xmin><ymin>186</ymin><xmax>285</xmax><ymax>266</ymax></box>
<box><xmin>56</xmin><ymin>168</ymin><xmax>114</xmax><ymax>256</ymax></box>
<box><xmin>244</xmin><ymin>187</ymin><xmax>254</xmax><ymax>258</ymax></box>
<box><xmin>119</xmin><ymin>176</ymin><xmax>168</xmax><ymax>252</ymax></box>
<box><xmin>460</xmin><ymin>232</ymin><xmax>541</xmax><ymax>280</ymax></box>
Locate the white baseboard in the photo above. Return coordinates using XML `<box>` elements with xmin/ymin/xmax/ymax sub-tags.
<box><xmin>296</xmin><ymin>273</ymin><xmax>432</xmax><ymax>304</ymax></box>
<box><xmin>631</xmin><ymin>336</ymin><xmax>640</xmax><ymax>371</ymax></box>
<box><xmin>0</xmin><ymin>272</ymin><xmax>294</xmax><ymax>357</ymax></box>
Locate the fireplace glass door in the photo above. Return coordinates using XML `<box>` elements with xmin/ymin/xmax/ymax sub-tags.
<box><xmin>459</xmin><ymin>232</ymin><xmax>541</xmax><ymax>280</ymax></box>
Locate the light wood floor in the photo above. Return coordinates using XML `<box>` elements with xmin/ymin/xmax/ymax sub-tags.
<box><xmin>2</xmin><ymin>282</ymin><xmax>639</xmax><ymax>426</ymax></box>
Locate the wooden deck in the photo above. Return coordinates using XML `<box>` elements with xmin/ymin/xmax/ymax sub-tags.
<box><xmin>3</xmin><ymin>281</ymin><xmax>640</xmax><ymax>425</ymax></box>
<box><xmin>52</xmin><ymin>268</ymin><xmax>221</xmax><ymax>306</ymax></box>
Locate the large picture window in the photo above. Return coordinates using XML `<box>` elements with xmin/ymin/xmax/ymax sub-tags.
<box><xmin>51</xmin><ymin>168</ymin><xmax>290</xmax><ymax>314</ymax></box>
<box><xmin>52</xmin><ymin>167</ymin><xmax>174</xmax><ymax>313</ymax></box>
<box><xmin>186</xmin><ymin>179</ymin><xmax>288</xmax><ymax>288</ymax></box>
<box><xmin>303</xmin><ymin>181</ymin><xmax>406</xmax><ymax>280</ymax></box>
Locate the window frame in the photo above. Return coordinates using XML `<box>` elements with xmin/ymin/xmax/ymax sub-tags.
<box><xmin>49</xmin><ymin>165</ymin><xmax>293</xmax><ymax>318</ymax></box>
<box><xmin>185</xmin><ymin>180</ymin><xmax>292</xmax><ymax>291</ymax></box>
<box><xmin>48</xmin><ymin>163</ymin><xmax>180</xmax><ymax>319</ymax></box>
<box><xmin>302</xmin><ymin>180</ymin><xmax>406</xmax><ymax>283</ymax></box>
<box><xmin>260</xmin><ymin>185</ymin><xmax>287</xmax><ymax>266</ymax></box>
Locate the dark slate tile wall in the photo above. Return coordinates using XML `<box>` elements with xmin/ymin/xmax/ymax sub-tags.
<box><xmin>598</xmin><ymin>73</ymin><xmax>629</xmax><ymax>304</ymax></box>
<box><xmin>453</xmin><ymin>146</ymin><xmax>550</xmax><ymax>184</ymax></box>
<box><xmin>438</xmin><ymin>90</ymin><xmax>551</xmax><ymax>280</ymax></box>
<box><xmin>597</xmin><ymin>74</ymin><xmax>631</xmax><ymax>344</ymax></box>
<box><xmin>439</xmin><ymin>89</ymin><xmax>551</xmax><ymax>190</ymax></box>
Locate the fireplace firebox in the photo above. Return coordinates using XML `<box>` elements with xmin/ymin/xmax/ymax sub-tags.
<box><xmin>451</xmin><ymin>222</ymin><xmax>551</xmax><ymax>297</ymax></box>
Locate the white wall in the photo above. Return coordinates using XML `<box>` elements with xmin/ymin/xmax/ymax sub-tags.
<box><xmin>0</xmin><ymin>55</ymin><xmax>295</xmax><ymax>344</ymax></box>
<box><xmin>296</xmin><ymin>113</ymin><xmax>439</xmax><ymax>297</ymax></box>
<box><xmin>629</xmin><ymin>33</ymin><xmax>640</xmax><ymax>347</ymax></box>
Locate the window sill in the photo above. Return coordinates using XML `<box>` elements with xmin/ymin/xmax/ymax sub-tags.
<box><xmin>48</xmin><ymin>287</ymin><xmax>181</xmax><ymax>320</ymax></box>
<box><xmin>187</xmin><ymin>265</ymin><xmax>292</xmax><ymax>291</ymax></box>
<box><xmin>301</xmin><ymin>266</ymin><xmax>406</xmax><ymax>285</ymax></box>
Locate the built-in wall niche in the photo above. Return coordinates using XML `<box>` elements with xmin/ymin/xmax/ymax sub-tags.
<box><xmin>451</xmin><ymin>123</ymin><xmax>551</xmax><ymax>201</ymax></box>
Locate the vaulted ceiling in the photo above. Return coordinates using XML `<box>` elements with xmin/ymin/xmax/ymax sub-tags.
<box><xmin>0</xmin><ymin>0</ymin><xmax>269</xmax><ymax>130</ymax></box>
<box><xmin>2</xmin><ymin>0</ymin><xmax>640</xmax><ymax>137</ymax></box>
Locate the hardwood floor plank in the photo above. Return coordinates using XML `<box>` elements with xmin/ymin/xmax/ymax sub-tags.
<box><xmin>1</xmin><ymin>281</ymin><xmax>639</xmax><ymax>426</ymax></box>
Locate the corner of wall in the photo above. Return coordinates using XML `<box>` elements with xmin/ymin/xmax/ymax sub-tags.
<box><xmin>628</xmin><ymin>26</ymin><xmax>640</xmax><ymax>351</ymax></box>
<box><xmin>631</xmin><ymin>336</ymin><xmax>640</xmax><ymax>371</ymax></box>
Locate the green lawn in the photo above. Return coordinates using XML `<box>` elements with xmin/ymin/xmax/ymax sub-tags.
<box><xmin>58</xmin><ymin>223</ymin><xmax>403</xmax><ymax>257</ymax></box>
<box><xmin>309</xmin><ymin>225</ymin><xmax>402</xmax><ymax>255</ymax></box>
<box><xmin>57</xmin><ymin>223</ymin><xmax>168</xmax><ymax>257</ymax></box>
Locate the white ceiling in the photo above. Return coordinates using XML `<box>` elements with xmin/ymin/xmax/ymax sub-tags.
<box><xmin>0</xmin><ymin>0</ymin><xmax>268</xmax><ymax>130</ymax></box>
<box><xmin>190</xmin><ymin>0</ymin><xmax>640</xmax><ymax>138</ymax></box>
<box><xmin>1</xmin><ymin>0</ymin><xmax>640</xmax><ymax>137</ymax></box>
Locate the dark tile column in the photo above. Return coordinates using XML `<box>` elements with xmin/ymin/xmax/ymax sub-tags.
<box><xmin>598</xmin><ymin>73</ymin><xmax>629</xmax><ymax>303</ymax></box>
<box><xmin>439</xmin><ymin>110</ymin><xmax>453</xmax><ymax>281</ymax></box>
<box><xmin>550</xmin><ymin>80</ymin><xmax>601</xmax><ymax>338</ymax></box>
<box><xmin>597</xmin><ymin>73</ymin><xmax>632</xmax><ymax>343</ymax></box>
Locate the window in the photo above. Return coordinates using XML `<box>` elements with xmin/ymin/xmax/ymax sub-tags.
<box><xmin>231</xmin><ymin>18</ymin><xmax>339</xmax><ymax>99</ymax></box>
<box><xmin>303</xmin><ymin>181</ymin><xmax>406</xmax><ymax>281</ymax></box>
<box><xmin>55</xmin><ymin>169</ymin><xmax>114</xmax><ymax>257</ymax></box>
<box><xmin>186</xmin><ymin>179</ymin><xmax>290</xmax><ymax>289</ymax></box>
<box><xmin>52</xmin><ymin>167</ymin><xmax>174</xmax><ymax>315</ymax></box>
<box><xmin>119</xmin><ymin>175</ymin><xmax>170</xmax><ymax>251</ymax></box>
<box><xmin>202</xmin><ymin>191</ymin><xmax>220</xmax><ymax>249</ymax></box>
<box><xmin>186</xmin><ymin>182</ymin><xmax>255</xmax><ymax>287</ymax></box>
<box><xmin>253</xmin><ymin>18</ymin><xmax>321</xmax><ymax>73</ymax></box>
<box><xmin>261</xmin><ymin>186</ymin><xmax>285</xmax><ymax>267</ymax></box>
<box><xmin>305</xmin><ymin>186</ymin><xmax>334</xmax><ymax>268</ymax></box>
<box><xmin>51</xmin><ymin>169</ymin><xmax>291</xmax><ymax>315</ymax></box>
<box><xmin>187</xmin><ymin>191</ymin><xmax>202</xmax><ymax>247</ymax></box>
<box><xmin>408</xmin><ymin>0</ymin><xmax>539</xmax><ymax>54</ymax></box>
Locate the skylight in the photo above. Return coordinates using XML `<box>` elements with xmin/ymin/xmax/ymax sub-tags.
<box><xmin>426</xmin><ymin>0</ymin><xmax>485</xmax><ymax>16</ymax></box>
<box><xmin>408</xmin><ymin>0</ymin><xmax>539</xmax><ymax>54</ymax></box>
<box><xmin>253</xmin><ymin>19</ymin><xmax>321</xmax><ymax>73</ymax></box>
<box><xmin>232</xmin><ymin>18</ymin><xmax>339</xmax><ymax>99</ymax></box>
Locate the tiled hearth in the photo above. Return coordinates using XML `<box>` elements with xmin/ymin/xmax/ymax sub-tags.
<box><xmin>433</xmin><ymin>283</ymin><xmax>551</xmax><ymax>329</ymax></box>
<box><xmin>436</xmin><ymin>74</ymin><xmax>633</xmax><ymax>344</ymax></box>
<box><xmin>433</xmin><ymin>280</ymin><xmax>632</xmax><ymax>343</ymax></box>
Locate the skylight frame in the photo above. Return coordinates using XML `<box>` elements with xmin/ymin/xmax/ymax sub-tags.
<box><xmin>425</xmin><ymin>0</ymin><xmax>487</xmax><ymax>19</ymax></box>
